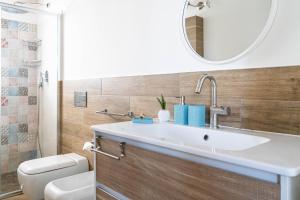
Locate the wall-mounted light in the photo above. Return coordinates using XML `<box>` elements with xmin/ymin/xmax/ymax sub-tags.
<box><xmin>188</xmin><ymin>0</ymin><xmax>211</xmax><ymax>10</ymax></box>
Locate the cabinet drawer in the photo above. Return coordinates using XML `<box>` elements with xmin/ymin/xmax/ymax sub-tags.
<box><xmin>96</xmin><ymin>187</ymin><xmax>117</xmax><ymax>200</ymax></box>
<box><xmin>96</xmin><ymin>138</ymin><xmax>280</xmax><ymax>200</ymax></box>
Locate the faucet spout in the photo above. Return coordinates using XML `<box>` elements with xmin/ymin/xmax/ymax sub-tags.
<box><xmin>195</xmin><ymin>74</ymin><xmax>229</xmax><ymax>129</ymax></box>
<box><xmin>195</xmin><ymin>74</ymin><xmax>217</xmax><ymax>107</ymax></box>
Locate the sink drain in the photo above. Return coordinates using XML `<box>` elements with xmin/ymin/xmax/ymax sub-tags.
<box><xmin>203</xmin><ymin>135</ymin><xmax>209</xmax><ymax>141</ymax></box>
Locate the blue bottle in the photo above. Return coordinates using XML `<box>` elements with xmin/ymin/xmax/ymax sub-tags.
<box><xmin>188</xmin><ymin>105</ymin><xmax>206</xmax><ymax>127</ymax></box>
<box><xmin>174</xmin><ymin>96</ymin><xmax>188</xmax><ymax>125</ymax></box>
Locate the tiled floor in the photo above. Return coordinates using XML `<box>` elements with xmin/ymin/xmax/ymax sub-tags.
<box><xmin>5</xmin><ymin>194</ymin><xmax>28</xmax><ymax>200</ymax></box>
<box><xmin>0</xmin><ymin>172</ymin><xmax>20</xmax><ymax>195</ymax></box>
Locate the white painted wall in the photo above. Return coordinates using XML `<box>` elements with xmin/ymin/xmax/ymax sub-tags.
<box><xmin>37</xmin><ymin>13</ymin><xmax>59</xmax><ymax>156</ymax></box>
<box><xmin>62</xmin><ymin>0</ymin><xmax>300</xmax><ymax>80</ymax></box>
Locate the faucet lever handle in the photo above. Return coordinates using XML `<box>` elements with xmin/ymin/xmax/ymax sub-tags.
<box><xmin>220</xmin><ymin>106</ymin><xmax>230</xmax><ymax>115</ymax></box>
<box><xmin>211</xmin><ymin>106</ymin><xmax>231</xmax><ymax>116</ymax></box>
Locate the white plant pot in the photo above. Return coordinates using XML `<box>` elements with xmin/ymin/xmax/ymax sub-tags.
<box><xmin>158</xmin><ymin>110</ymin><xmax>170</xmax><ymax>123</ymax></box>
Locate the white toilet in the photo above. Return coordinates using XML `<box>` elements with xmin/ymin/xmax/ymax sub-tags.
<box><xmin>44</xmin><ymin>171</ymin><xmax>95</xmax><ymax>200</ymax></box>
<box><xmin>18</xmin><ymin>153</ymin><xmax>89</xmax><ymax>200</ymax></box>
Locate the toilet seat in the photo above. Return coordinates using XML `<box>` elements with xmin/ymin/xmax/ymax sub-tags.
<box><xmin>18</xmin><ymin>153</ymin><xmax>89</xmax><ymax>200</ymax></box>
<box><xmin>19</xmin><ymin>154</ymin><xmax>77</xmax><ymax>175</ymax></box>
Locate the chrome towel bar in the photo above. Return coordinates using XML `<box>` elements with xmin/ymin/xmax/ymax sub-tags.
<box><xmin>92</xmin><ymin>136</ymin><xmax>126</xmax><ymax>160</ymax></box>
<box><xmin>96</xmin><ymin>109</ymin><xmax>135</xmax><ymax>118</ymax></box>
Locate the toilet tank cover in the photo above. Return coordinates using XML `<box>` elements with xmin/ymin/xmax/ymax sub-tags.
<box><xmin>19</xmin><ymin>154</ymin><xmax>77</xmax><ymax>175</ymax></box>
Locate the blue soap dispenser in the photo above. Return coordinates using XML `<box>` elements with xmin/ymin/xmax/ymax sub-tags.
<box><xmin>174</xmin><ymin>96</ymin><xmax>188</xmax><ymax>125</ymax></box>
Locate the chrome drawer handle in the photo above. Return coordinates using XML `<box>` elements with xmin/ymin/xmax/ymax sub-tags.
<box><xmin>93</xmin><ymin>136</ymin><xmax>126</xmax><ymax>160</ymax></box>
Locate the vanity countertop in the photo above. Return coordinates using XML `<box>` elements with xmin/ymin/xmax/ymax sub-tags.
<box><xmin>92</xmin><ymin>121</ymin><xmax>300</xmax><ymax>177</ymax></box>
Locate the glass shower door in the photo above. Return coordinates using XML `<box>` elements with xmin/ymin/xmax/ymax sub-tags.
<box><xmin>0</xmin><ymin>5</ymin><xmax>40</xmax><ymax>197</ymax></box>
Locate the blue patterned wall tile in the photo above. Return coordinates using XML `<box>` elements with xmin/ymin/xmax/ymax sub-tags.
<box><xmin>30</xmin><ymin>150</ymin><xmax>37</xmax><ymax>159</ymax></box>
<box><xmin>8</xmin><ymin>132</ymin><xmax>18</xmax><ymax>144</ymax></box>
<box><xmin>7</xmin><ymin>87</ymin><xmax>29</xmax><ymax>96</ymax></box>
<box><xmin>18</xmin><ymin>106</ymin><xmax>28</xmax><ymax>116</ymax></box>
<box><xmin>18</xmin><ymin>87</ymin><xmax>28</xmax><ymax>96</ymax></box>
<box><xmin>18</xmin><ymin>123</ymin><xmax>28</xmax><ymax>133</ymax></box>
<box><xmin>1</xmin><ymin>48</ymin><xmax>9</xmax><ymax>58</ymax></box>
<box><xmin>1</xmin><ymin>107</ymin><xmax>8</xmax><ymax>116</ymax></box>
<box><xmin>1</xmin><ymin>125</ymin><xmax>9</xmax><ymax>135</ymax></box>
<box><xmin>9</xmin><ymin>78</ymin><xmax>18</xmax><ymax>87</ymax></box>
<box><xmin>19</xmin><ymin>68</ymin><xmax>28</xmax><ymax>77</ymax></box>
<box><xmin>1</xmin><ymin>67</ymin><xmax>9</xmax><ymax>77</ymax></box>
<box><xmin>28</xmin><ymin>96</ymin><xmax>37</xmax><ymax>105</ymax></box>
<box><xmin>28</xmin><ymin>132</ymin><xmax>37</xmax><ymax>143</ymax></box>
<box><xmin>19</xmin><ymin>151</ymin><xmax>31</xmax><ymax>162</ymax></box>
<box><xmin>7</xmin><ymin>20</ymin><xmax>19</xmax><ymax>30</ymax></box>
<box><xmin>2</xmin><ymin>38</ymin><xmax>8</xmax><ymax>48</ymax></box>
<box><xmin>8</xmin><ymin>106</ymin><xmax>18</xmax><ymax>115</ymax></box>
<box><xmin>1</xmin><ymin>126</ymin><xmax>9</xmax><ymax>145</ymax></box>
<box><xmin>8</xmin><ymin>30</ymin><xmax>19</xmax><ymax>40</ymax></box>
<box><xmin>1</xmin><ymin>116</ymin><xmax>9</xmax><ymax>126</ymax></box>
<box><xmin>1</xmin><ymin>19</ymin><xmax>8</xmax><ymax>29</ymax></box>
<box><xmin>28</xmin><ymin>24</ymin><xmax>37</xmax><ymax>32</ymax></box>
<box><xmin>1</xmin><ymin>87</ymin><xmax>8</xmax><ymax>96</ymax></box>
<box><xmin>17</xmin><ymin>115</ymin><xmax>27</xmax><ymax>124</ymax></box>
<box><xmin>17</xmin><ymin>132</ymin><xmax>28</xmax><ymax>143</ymax></box>
<box><xmin>8</xmin><ymin>154</ymin><xmax>19</xmax><ymax>171</ymax></box>
<box><xmin>1</xmin><ymin>18</ymin><xmax>39</xmax><ymax>175</ymax></box>
<box><xmin>8</xmin><ymin>68</ymin><xmax>19</xmax><ymax>77</ymax></box>
<box><xmin>1</xmin><ymin>134</ymin><xmax>8</xmax><ymax>145</ymax></box>
<box><xmin>18</xmin><ymin>78</ymin><xmax>28</xmax><ymax>87</ymax></box>
<box><xmin>1</xmin><ymin>96</ymin><xmax>8</xmax><ymax>106</ymax></box>
<box><xmin>8</xmin><ymin>87</ymin><xmax>19</xmax><ymax>96</ymax></box>
<box><xmin>8</xmin><ymin>49</ymin><xmax>22</xmax><ymax>59</ymax></box>
<box><xmin>2</xmin><ymin>77</ymin><xmax>9</xmax><ymax>87</ymax></box>
<box><xmin>19</xmin><ymin>150</ymin><xmax>37</xmax><ymax>161</ymax></box>
<box><xmin>7</xmin><ymin>96</ymin><xmax>18</xmax><ymax>105</ymax></box>
<box><xmin>8</xmin><ymin>124</ymin><xmax>18</xmax><ymax>132</ymax></box>
<box><xmin>18</xmin><ymin>23</ymin><xmax>29</xmax><ymax>32</ymax></box>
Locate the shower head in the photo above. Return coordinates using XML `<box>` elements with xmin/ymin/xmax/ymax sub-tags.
<box><xmin>1</xmin><ymin>6</ymin><xmax>28</xmax><ymax>14</ymax></box>
<box><xmin>14</xmin><ymin>1</ymin><xmax>50</xmax><ymax>8</ymax></box>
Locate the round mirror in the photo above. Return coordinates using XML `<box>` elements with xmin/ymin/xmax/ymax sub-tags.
<box><xmin>182</xmin><ymin>0</ymin><xmax>278</xmax><ymax>64</ymax></box>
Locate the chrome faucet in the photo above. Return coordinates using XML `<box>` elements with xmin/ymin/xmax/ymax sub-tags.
<box><xmin>195</xmin><ymin>74</ymin><xmax>230</xmax><ymax>129</ymax></box>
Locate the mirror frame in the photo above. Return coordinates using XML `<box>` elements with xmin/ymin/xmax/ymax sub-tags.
<box><xmin>181</xmin><ymin>0</ymin><xmax>278</xmax><ymax>64</ymax></box>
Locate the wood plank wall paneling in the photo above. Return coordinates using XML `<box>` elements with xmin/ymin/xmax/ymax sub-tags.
<box><xmin>60</xmin><ymin>66</ymin><xmax>300</xmax><ymax>167</ymax></box>
<box><xmin>185</xmin><ymin>16</ymin><xmax>204</xmax><ymax>56</ymax></box>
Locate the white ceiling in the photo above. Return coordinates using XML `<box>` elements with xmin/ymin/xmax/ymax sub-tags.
<box><xmin>0</xmin><ymin>0</ymin><xmax>74</xmax><ymax>14</ymax></box>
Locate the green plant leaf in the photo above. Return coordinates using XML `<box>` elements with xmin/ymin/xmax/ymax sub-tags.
<box><xmin>157</xmin><ymin>94</ymin><xmax>167</xmax><ymax>110</ymax></box>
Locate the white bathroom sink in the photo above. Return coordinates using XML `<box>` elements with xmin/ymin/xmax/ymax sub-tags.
<box><xmin>151</xmin><ymin>123</ymin><xmax>270</xmax><ymax>151</ymax></box>
<box><xmin>92</xmin><ymin>121</ymin><xmax>300</xmax><ymax>177</ymax></box>
<box><xmin>92</xmin><ymin>122</ymin><xmax>269</xmax><ymax>151</ymax></box>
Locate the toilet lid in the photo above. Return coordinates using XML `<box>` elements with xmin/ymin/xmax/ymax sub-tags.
<box><xmin>19</xmin><ymin>155</ymin><xmax>77</xmax><ymax>175</ymax></box>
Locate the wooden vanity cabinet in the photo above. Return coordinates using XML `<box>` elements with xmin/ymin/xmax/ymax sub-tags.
<box><xmin>95</xmin><ymin>138</ymin><xmax>280</xmax><ymax>200</ymax></box>
<box><xmin>96</xmin><ymin>187</ymin><xmax>117</xmax><ymax>200</ymax></box>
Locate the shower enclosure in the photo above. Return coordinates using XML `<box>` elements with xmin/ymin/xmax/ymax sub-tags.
<box><xmin>0</xmin><ymin>3</ymin><xmax>59</xmax><ymax>199</ymax></box>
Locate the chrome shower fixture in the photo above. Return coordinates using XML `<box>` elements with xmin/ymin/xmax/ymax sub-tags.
<box><xmin>14</xmin><ymin>1</ymin><xmax>50</xmax><ymax>8</ymax></box>
<box><xmin>188</xmin><ymin>0</ymin><xmax>211</xmax><ymax>10</ymax></box>
<box><xmin>39</xmin><ymin>70</ymin><xmax>49</xmax><ymax>88</ymax></box>
<box><xmin>1</xmin><ymin>6</ymin><xmax>28</xmax><ymax>14</ymax></box>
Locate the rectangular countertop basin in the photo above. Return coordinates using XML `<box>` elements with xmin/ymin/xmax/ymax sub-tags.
<box><xmin>92</xmin><ymin>121</ymin><xmax>300</xmax><ymax>177</ymax></box>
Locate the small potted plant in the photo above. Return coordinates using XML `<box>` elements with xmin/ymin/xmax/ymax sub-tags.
<box><xmin>156</xmin><ymin>94</ymin><xmax>170</xmax><ymax>122</ymax></box>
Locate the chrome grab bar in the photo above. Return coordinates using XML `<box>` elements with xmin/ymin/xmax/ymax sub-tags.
<box><xmin>92</xmin><ymin>136</ymin><xmax>126</xmax><ymax>160</ymax></box>
<box><xmin>96</xmin><ymin>109</ymin><xmax>135</xmax><ymax>118</ymax></box>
